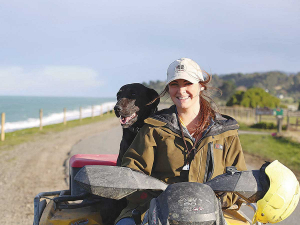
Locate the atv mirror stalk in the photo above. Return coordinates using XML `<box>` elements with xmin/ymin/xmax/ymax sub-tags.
<box><xmin>132</xmin><ymin>209</ymin><xmax>141</xmax><ymax>225</ymax></box>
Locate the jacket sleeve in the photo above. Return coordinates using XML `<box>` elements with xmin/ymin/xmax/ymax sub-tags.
<box><xmin>224</xmin><ymin>134</ymin><xmax>247</xmax><ymax>171</ymax></box>
<box><xmin>121</xmin><ymin>124</ymin><xmax>157</xmax><ymax>174</ymax></box>
<box><xmin>116</xmin><ymin>125</ymin><xmax>159</xmax><ymax>223</ymax></box>
<box><xmin>221</xmin><ymin>134</ymin><xmax>247</xmax><ymax>208</ymax></box>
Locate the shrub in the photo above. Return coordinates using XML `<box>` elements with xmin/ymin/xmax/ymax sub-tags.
<box><xmin>250</xmin><ymin>122</ymin><xmax>287</xmax><ymax>130</ymax></box>
<box><xmin>251</xmin><ymin>122</ymin><xmax>276</xmax><ymax>129</ymax></box>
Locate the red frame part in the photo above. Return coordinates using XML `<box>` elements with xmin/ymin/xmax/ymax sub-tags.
<box><xmin>70</xmin><ymin>154</ymin><xmax>118</xmax><ymax>168</ymax></box>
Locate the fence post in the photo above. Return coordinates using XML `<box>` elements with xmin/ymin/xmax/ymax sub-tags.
<box><xmin>80</xmin><ymin>107</ymin><xmax>82</xmax><ymax>122</ymax></box>
<box><xmin>1</xmin><ymin>113</ymin><xmax>5</xmax><ymax>141</ymax></box>
<box><xmin>255</xmin><ymin>108</ymin><xmax>258</xmax><ymax>123</ymax></box>
<box><xmin>39</xmin><ymin>109</ymin><xmax>43</xmax><ymax>131</ymax></box>
<box><xmin>259</xmin><ymin>115</ymin><xmax>262</xmax><ymax>123</ymax></box>
<box><xmin>91</xmin><ymin>105</ymin><xmax>94</xmax><ymax>119</ymax></box>
<box><xmin>277</xmin><ymin>116</ymin><xmax>283</xmax><ymax>134</ymax></box>
<box><xmin>286</xmin><ymin>111</ymin><xmax>290</xmax><ymax>131</ymax></box>
<box><xmin>64</xmin><ymin>108</ymin><xmax>67</xmax><ymax>125</ymax></box>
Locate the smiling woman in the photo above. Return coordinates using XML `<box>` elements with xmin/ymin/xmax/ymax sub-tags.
<box><xmin>116</xmin><ymin>58</ymin><xmax>247</xmax><ymax>225</ymax></box>
<box><xmin>168</xmin><ymin>79</ymin><xmax>201</xmax><ymax>112</ymax></box>
<box><xmin>160</xmin><ymin>58</ymin><xmax>216</xmax><ymax>138</ymax></box>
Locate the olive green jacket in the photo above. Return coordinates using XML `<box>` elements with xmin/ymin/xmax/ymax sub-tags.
<box><xmin>116</xmin><ymin>105</ymin><xmax>247</xmax><ymax>223</ymax></box>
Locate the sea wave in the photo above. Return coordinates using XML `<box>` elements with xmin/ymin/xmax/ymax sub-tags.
<box><xmin>0</xmin><ymin>102</ymin><xmax>116</xmax><ymax>133</ymax></box>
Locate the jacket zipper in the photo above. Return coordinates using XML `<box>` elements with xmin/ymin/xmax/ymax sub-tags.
<box><xmin>203</xmin><ymin>142</ymin><xmax>214</xmax><ymax>182</ymax></box>
<box><xmin>194</xmin><ymin>120</ymin><xmax>215</xmax><ymax>151</ymax></box>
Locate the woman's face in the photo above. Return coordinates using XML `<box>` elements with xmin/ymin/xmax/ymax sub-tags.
<box><xmin>168</xmin><ymin>79</ymin><xmax>202</xmax><ymax>112</ymax></box>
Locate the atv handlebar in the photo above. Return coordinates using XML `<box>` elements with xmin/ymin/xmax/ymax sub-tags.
<box><xmin>74</xmin><ymin>165</ymin><xmax>269</xmax><ymax>203</ymax></box>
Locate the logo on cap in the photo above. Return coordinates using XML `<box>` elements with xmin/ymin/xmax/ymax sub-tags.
<box><xmin>175</xmin><ymin>64</ymin><xmax>185</xmax><ymax>72</ymax></box>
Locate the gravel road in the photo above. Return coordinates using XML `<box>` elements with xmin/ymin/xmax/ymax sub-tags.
<box><xmin>0</xmin><ymin>117</ymin><xmax>119</xmax><ymax>225</ymax></box>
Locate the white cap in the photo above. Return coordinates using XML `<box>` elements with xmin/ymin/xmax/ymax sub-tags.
<box><xmin>166</xmin><ymin>58</ymin><xmax>204</xmax><ymax>85</ymax></box>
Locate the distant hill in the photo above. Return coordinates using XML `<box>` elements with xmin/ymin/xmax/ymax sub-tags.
<box><xmin>143</xmin><ymin>71</ymin><xmax>300</xmax><ymax>102</ymax></box>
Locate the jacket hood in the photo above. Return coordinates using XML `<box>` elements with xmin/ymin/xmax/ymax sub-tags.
<box><xmin>145</xmin><ymin>105</ymin><xmax>239</xmax><ymax>138</ymax></box>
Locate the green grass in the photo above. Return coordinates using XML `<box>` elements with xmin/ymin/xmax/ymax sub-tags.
<box><xmin>240</xmin><ymin>134</ymin><xmax>300</xmax><ymax>172</ymax></box>
<box><xmin>238</xmin><ymin>122</ymin><xmax>276</xmax><ymax>132</ymax></box>
<box><xmin>0</xmin><ymin>112</ymin><xmax>115</xmax><ymax>151</ymax></box>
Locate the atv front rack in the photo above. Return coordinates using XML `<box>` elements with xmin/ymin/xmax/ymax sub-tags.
<box><xmin>33</xmin><ymin>190</ymin><xmax>102</xmax><ymax>225</ymax></box>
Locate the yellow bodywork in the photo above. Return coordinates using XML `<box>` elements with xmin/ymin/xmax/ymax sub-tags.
<box><xmin>39</xmin><ymin>200</ymin><xmax>250</xmax><ymax>225</ymax></box>
<box><xmin>39</xmin><ymin>200</ymin><xmax>102</xmax><ymax>225</ymax></box>
<box><xmin>224</xmin><ymin>210</ymin><xmax>250</xmax><ymax>225</ymax></box>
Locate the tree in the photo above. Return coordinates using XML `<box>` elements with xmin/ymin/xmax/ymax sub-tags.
<box><xmin>226</xmin><ymin>88</ymin><xmax>280</xmax><ymax>108</ymax></box>
<box><xmin>226</xmin><ymin>90</ymin><xmax>244</xmax><ymax>106</ymax></box>
<box><xmin>219</xmin><ymin>81</ymin><xmax>236</xmax><ymax>100</ymax></box>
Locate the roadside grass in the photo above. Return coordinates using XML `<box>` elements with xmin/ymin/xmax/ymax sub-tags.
<box><xmin>239</xmin><ymin>134</ymin><xmax>300</xmax><ymax>172</ymax></box>
<box><xmin>0</xmin><ymin>112</ymin><xmax>115</xmax><ymax>151</ymax></box>
<box><xmin>238</xmin><ymin>122</ymin><xmax>276</xmax><ymax>132</ymax></box>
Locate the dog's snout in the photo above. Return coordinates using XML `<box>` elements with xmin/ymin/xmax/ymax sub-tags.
<box><xmin>114</xmin><ymin>105</ymin><xmax>121</xmax><ymax>112</ymax></box>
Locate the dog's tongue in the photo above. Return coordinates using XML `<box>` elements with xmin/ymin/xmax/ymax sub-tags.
<box><xmin>120</xmin><ymin>116</ymin><xmax>131</xmax><ymax>125</ymax></box>
<box><xmin>119</xmin><ymin>113</ymin><xmax>137</xmax><ymax>125</ymax></box>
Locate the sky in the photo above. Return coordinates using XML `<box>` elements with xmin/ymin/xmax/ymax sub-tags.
<box><xmin>0</xmin><ymin>0</ymin><xmax>299</xmax><ymax>97</ymax></box>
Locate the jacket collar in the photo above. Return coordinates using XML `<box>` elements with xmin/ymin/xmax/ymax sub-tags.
<box><xmin>144</xmin><ymin>105</ymin><xmax>239</xmax><ymax>138</ymax></box>
<box><xmin>145</xmin><ymin>105</ymin><xmax>181</xmax><ymax>134</ymax></box>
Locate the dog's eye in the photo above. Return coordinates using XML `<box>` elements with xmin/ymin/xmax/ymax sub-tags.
<box><xmin>131</xmin><ymin>92</ymin><xmax>136</xmax><ymax>96</ymax></box>
<box><xmin>117</xmin><ymin>92</ymin><xmax>121</xmax><ymax>98</ymax></box>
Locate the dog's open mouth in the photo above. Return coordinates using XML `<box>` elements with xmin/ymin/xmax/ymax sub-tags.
<box><xmin>119</xmin><ymin>112</ymin><xmax>137</xmax><ymax>125</ymax></box>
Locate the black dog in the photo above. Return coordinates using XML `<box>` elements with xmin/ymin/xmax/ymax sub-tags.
<box><xmin>99</xmin><ymin>84</ymin><xmax>159</xmax><ymax>225</ymax></box>
<box><xmin>114</xmin><ymin>83</ymin><xmax>160</xmax><ymax>166</ymax></box>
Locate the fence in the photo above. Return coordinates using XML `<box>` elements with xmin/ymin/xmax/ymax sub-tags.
<box><xmin>1</xmin><ymin>104</ymin><xmax>114</xmax><ymax>142</ymax></box>
<box><xmin>286</xmin><ymin>111</ymin><xmax>300</xmax><ymax>131</ymax></box>
<box><xmin>220</xmin><ymin>107</ymin><xmax>300</xmax><ymax>131</ymax></box>
<box><xmin>1</xmin><ymin>106</ymin><xmax>300</xmax><ymax>141</ymax></box>
<box><xmin>219</xmin><ymin>107</ymin><xmax>256</xmax><ymax>122</ymax></box>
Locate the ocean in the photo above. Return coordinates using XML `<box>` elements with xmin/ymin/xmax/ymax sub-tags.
<box><xmin>0</xmin><ymin>96</ymin><xmax>116</xmax><ymax>132</ymax></box>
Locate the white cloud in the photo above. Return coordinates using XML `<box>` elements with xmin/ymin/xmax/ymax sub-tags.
<box><xmin>0</xmin><ymin>66</ymin><xmax>102</xmax><ymax>96</ymax></box>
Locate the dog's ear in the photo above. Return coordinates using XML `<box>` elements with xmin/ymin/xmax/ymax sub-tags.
<box><xmin>147</xmin><ymin>88</ymin><xmax>160</xmax><ymax>110</ymax></box>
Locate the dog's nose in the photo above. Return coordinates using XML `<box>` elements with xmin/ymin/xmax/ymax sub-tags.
<box><xmin>114</xmin><ymin>105</ymin><xmax>121</xmax><ymax>112</ymax></box>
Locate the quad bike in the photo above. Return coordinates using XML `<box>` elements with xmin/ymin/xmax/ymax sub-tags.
<box><xmin>33</xmin><ymin>154</ymin><xmax>300</xmax><ymax>225</ymax></box>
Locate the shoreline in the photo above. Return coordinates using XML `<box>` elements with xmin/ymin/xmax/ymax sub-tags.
<box><xmin>1</xmin><ymin>101</ymin><xmax>116</xmax><ymax>133</ymax></box>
